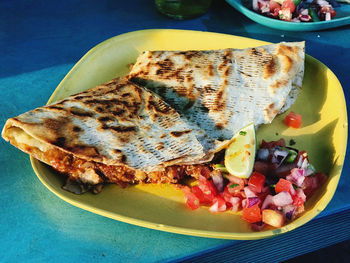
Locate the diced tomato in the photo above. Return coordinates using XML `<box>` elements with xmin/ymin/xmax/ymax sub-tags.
<box><xmin>182</xmin><ymin>186</ymin><xmax>200</xmax><ymax>210</ymax></box>
<box><xmin>200</xmin><ymin>166</ymin><xmax>211</xmax><ymax>178</ymax></box>
<box><xmin>209</xmin><ymin>196</ymin><xmax>227</xmax><ymax>213</ymax></box>
<box><xmin>242</xmin><ymin>204</ymin><xmax>262</xmax><ymax>223</ymax></box>
<box><xmin>226</xmin><ymin>174</ymin><xmax>246</xmax><ymax>187</ymax></box>
<box><xmin>293</xmin><ymin>189</ymin><xmax>306</xmax><ymax>206</ymax></box>
<box><xmin>198</xmin><ymin>175</ymin><xmax>217</xmax><ymax>204</ymax></box>
<box><xmin>275</xmin><ymin>178</ymin><xmax>293</xmax><ymax>194</ymax></box>
<box><xmin>226</xmin><ymin>182</ymin><xmax>243</xmax><ymax>196</ymax></box>
<box><xmin>248</xmin><ymin>172</ymin><xmax>266</xmax><ymax>193</ymax></box>
<box><xmin>285</xmin><ymin>111</ymin><xmax>302</xmax><ymax>128</ymax></box>
<box><xmin>222</xmin><ymin>187</ymin><xmax>234</xmax><ymax>204</ymax></box>
<box><xmin>261</xmin><ymin>138</ymin><xmax>286</xmax><ymax>148</ymax></box>
<box><xmin>272</xmin><ymin>7</ymin><xmax>281</xmax><ymax>17</ymax></box>
<box><xmin>222</xmin><ymin>187</ymin><xmax>242</xmax><ymax>211</ymax></box>
<box><xmin>281</xmin><ymin>0</ymin><xmax>295</xmax><ymax>13</ymax></box>
<box><xmin>191</xmin><ymin>186</ymin><xmax>210</xmax><ymax>205</ymax></box>
<box><xmin>269</xmin><ymin>0</ymin><xmax>281</xmax><ymax>17</ymax></box>
<box><xmin>269</xmin><ymin>0</ymin><xmax>280</xmax><ymax>11</ymax></box>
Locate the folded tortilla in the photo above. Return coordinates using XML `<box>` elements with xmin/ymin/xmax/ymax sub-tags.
<box><xmin>2</xmin><ymin>78</ymin><xmax>226</xmax><ymax>186</ymax></box>
<box><xmin>2</xmin><ymin>42</ymin><xmax>305</xmax><ymax>191</ymax></box>
<box><xmin>128</xmin><ymin>42</ymin><xmax>305</xmax><ymax>141</ymax></box>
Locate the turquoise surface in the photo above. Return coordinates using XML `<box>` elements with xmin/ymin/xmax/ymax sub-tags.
<box><xmin>1</xmin><ymin>0</ymin><xmax>350</xmax><ymax>262</ymax></box>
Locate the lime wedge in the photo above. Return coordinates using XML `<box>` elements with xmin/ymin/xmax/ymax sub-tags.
<box><xmin>224</xmin><ymin>123</ymin><xmax>256</xmax><ymax>179</ymax></box>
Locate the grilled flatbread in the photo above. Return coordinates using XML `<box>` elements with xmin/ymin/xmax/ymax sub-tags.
<box><xmin>2</xmin><ymin>42</ymin><xmax>305</xmax><ymax>193</ymax></box>
<box><xmin>2</xmin><ymin>78</ymin><xmax>225</xmax><ymax>187</ymax></box>
<box><xmin>128</xmin><ymin>42</ymin><xmax>305</xmax><ymax>141</ymax></box>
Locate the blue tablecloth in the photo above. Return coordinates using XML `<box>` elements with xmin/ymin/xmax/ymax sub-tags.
<box><xmin>1</xmin><ymin>1</ymin><xmax>349</xmax><ymax>262</ymax></box>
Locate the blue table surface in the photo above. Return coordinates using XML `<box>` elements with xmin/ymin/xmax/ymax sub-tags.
<box><xmin>0</xmin><ymin>0</ymin><xmax>349</xmax><ymax>262</ymax></box>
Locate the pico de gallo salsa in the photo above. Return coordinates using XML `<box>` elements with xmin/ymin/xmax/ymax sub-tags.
<box><xmin>181</xmin><ymin>138</ymin><xmax>327</xmax><ymax>230</ymax></box>
<box><xmin>252</xmin><ymin>0</ymin><xmax>338</xmax><ymax>22</ymax></box>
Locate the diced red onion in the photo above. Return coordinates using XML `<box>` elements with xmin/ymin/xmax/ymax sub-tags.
<box><xmin>272</xmin><ymin>149</ymin><xmax>289</xmax><ymax>166</ymax></box>
<box><xmin>272</xmin><ymin>191</ymin><xmax>293</xmax><ymax>207</ymax></box>
<box><xmin>301</xmin><ymin>158</ymin><xmax>309</xmax><ymax>169</ymax></box>
<box><xmin>289</xmin><ymin>183</ymin><xmax>296</xmax><ymax>196</ymax></box>
<box><xmin>242</xmin><ymin>198</ymin><xmax>248</xmax><ymax>208</ymax></box>
<box><xmin>289</xmin><ymin>168</ymin><xmax>305</xmax><ymax>187</ymax></box>
<box><xmin>283</xmin><ymin>205</ymin><xmax>296</xmax><ymax>220</ymax></box>
<box><xmin>228</xmin><ymin>197</ymin><xmax>241</xmax><ymax>212</ymax></box>
<box><xmin>209</xmin><ymin>201</ymin><xmax>219</xmax><ymax>213</ymax></box>
<box><xmin>209</xmin><ymin>199</ymin><xmax>226</xmax><ymax>213</ymax></box>
<box><xmin>252</xmin><ymin>0</ymin><xmax>259</xmax><ymax>11</ymax></box>
<box><xmin>300</xmin><ymin>15</ymin><xmax>311</xmax><ymax>22</ymax></box>
<box><xmin>300</xmin><ymin>9</ymin><xmax>309</xmax><ymax>16</ymax></box>
<box><xmin>297</xmin><ymin>154</ymin><xmax>309</xmax><ymax>169</ymax></box>
<box><xmin>305</xmin><ymin>168</ymin><xmax>314</xmax><ymax>177</ymax></box>
<box><xmin>211</xmin><ymin>172</ymin><xmax>224</xmax><ymax>192</ymax></box>
<box><xmin>262</xmin><ymin>195</ymin><xmax>273</xmax><ymax>210</ymax></box>
<box><xmin>258</xmin><ymin>0</ymin><xmax>270</xmax><ymax>13</ymax></box>
<box><xmin>244</xmin><ymin>186</ymin><xmax>257</xmax><ymax>198</ymax></box>
<box><xmin>247</xmin><ymin>197</ymin><xmax>260</xmax><ymax>208</ymax></box>
<box><xmin>325</xmin><ymin>12</ymin><xmax>331</xmax><ymax>21</ymax></box>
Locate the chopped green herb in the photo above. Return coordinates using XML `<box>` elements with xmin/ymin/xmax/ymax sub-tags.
<box><xmin>230</xmin><ymin>184</ymin><xmax>239</xmax><ymax>188</ymax></box>
<box><xmin>270</xmin><ymin>184</ymin><xmax>276</xmax><ymax>188</ymax></box>
<box><xmin>239</xmin><ymin>131</ymin><xmax>247</xmax><ymax>136</ymax></box>
<box><xmin>293</xmin><ymin>0</ymin><xmax>302</xmax><ymax>6</ymax></box>
<box><xmin>293</xmin><ymin>184</ymin><xmax>298</xmax><ymax>190</ymax></box>
<box><xmin>309</xmin><ymin>7</ymin><xmax>320</xmax><ymax>22</ymax></box>
<box><xmin>285</xmin><ymin>149</ymin><xmax>297</xmax><ymax>163</ymax></box>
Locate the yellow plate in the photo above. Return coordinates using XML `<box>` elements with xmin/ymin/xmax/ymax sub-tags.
<box><xmin>31</xmin><ymin>29</ymin><xmax>347</xmax><ymax>240</ymax></box>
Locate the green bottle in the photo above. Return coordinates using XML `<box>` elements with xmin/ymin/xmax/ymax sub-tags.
<box><xmin>155</xmin><ymin>0</ymin><xmax>212</xmax><ymax>20</ymax></box>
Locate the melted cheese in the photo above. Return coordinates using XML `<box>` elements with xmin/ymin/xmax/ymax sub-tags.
<box><xmin>8</xmin><ymin>127</ymin><xmax>49</xmax><ymax>152</ymax></box>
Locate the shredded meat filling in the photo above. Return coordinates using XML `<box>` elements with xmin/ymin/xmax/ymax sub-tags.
<box><xmin>46</xmin><ymin>148</ymin><xmax>212</xmax><ymax>187</ymax></box>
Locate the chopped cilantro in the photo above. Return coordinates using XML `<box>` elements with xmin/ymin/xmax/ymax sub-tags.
<box><xmin>230</xmin><ymin>184</ymin><xmax>239</xmax><ymax>188</ymax></box>
<box><xmin>239</xmin><ymin>131</ymin><xmax>247</xmax><ymax>136</ymax></box>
